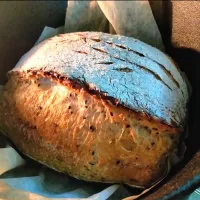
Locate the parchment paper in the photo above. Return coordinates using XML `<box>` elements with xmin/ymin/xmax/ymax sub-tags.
<box><xmin>64</xmin><ymin>1</ymin><xmax>164</xmax><ymax>50</ymax></box>
<box><xmin>0</xmin><ymin>1</ymin><xmax>187</xmax><ymax>199</ymax></box>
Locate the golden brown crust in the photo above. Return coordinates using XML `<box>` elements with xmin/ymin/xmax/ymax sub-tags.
<box><xmin>0</xmin><ymin>72</ymin><xmax>179</xmax><ymax>187</ymax></box>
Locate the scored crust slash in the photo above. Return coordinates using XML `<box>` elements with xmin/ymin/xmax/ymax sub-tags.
<box><xmin>0</xmin><ymin>32</ymin><xmax>189</xmax><ymax>188</ymax></box>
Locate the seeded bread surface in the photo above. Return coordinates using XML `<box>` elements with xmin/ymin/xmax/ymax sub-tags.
<box><xmin>0</xmin><ymin>32</ymin><xmax>189</xmax><ymax>187</ymax></box>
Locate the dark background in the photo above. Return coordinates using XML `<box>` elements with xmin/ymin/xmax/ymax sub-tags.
<box><xmin>0</xmin><ymin>1</ymin><xmax>199</xmax><ymax>199</ymax></box>
<box><xmin>0</xmin><ymin>1</ymin><xmax>67</xmax><ymax>84</ymax></box>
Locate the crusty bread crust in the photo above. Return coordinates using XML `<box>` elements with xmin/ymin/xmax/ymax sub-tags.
<box><xmin>0</xmin><ymin>72</ymin><xmax>179</xmax><ymax>187</ymax></box>
<box><xmin>0</xmin><ymin>32</ymin><xmax>188</xmax><ymax>187</ymax></box>
<box><xmin>12</xmin><ymin>32</ymin><xmax>189</xmax><ymax>128</ymax></box>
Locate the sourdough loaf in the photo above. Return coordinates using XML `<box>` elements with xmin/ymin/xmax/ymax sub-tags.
<box><xmin>0</xmin><ymin>32</ymin><xmax>189</xmax><ymax>187</ymax></box>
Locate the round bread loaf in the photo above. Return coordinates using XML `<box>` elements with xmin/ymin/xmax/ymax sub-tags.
<box><xmin>0</xmin><ymin>32</ymin><xmax>189</xmax><ymax>187</ymax></box>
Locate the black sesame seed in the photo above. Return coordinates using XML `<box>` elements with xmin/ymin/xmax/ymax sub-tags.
<box><xmin>57</xmin><ymin>156</ymin><xmax>64</xmax><ymax>162</ymax></box>
<box><xmin>116</xmin><ymin>160</ymin><xmax>120</xmax><ymax>164</ymax></box>
<box><xmin>126</xmin><ymin>124</ymin><xmax>130</xmax><ymax>128</ymax></box>
<box><xmin>85</xmin><ymin>106</ymin><xmax>88</xmax><ymax>108</ymax></box>
<box><xmin>56</xmin><ymin>146</ymin><xmax>61</xmax><ymax>150</ymax></box>
<box><xmin>151</xmin><ymin>142</ymin><xmax>155</xmax><ymax>146</ymax></box>
<box><xmin>110</xmin><ymin>112</ymin><xmax>113</xmax><ymax>116</ymax></box>
<box><xmin>156</xmin><ymin>132</ymin><xmax>159</xmax><ymax>135</ymax></box>
<box><xmin>91</xmin><ymin>151</ymin><xmax>95</xmax><ymax>155</ymax></box>
<box><xmin>68</xmin><ymin>106</ymin><xmax>71</xmax><ymax>109</ymax></box>
<box><xmin>39</xmin><ymin>106</ymin><xmax>42</xmax><ymax>110</ymax></box>
<box><xmin>31</xmin><ymin>125</ymin><xmax>37</xmax><ymax>129</ymax></box>
<box><xmin>89</xmin><ymin>162</ymin><xmax>95</xmax><ymax>165</ymax></box>
<box><xmin>71</xmin><ymin>111</ymin><xmax>73</xmax><ymax>114</ymax></box>
<box><xmin>90</xmin><ymin>125</ymin><xmax>96</xmax><ymax>131</ymax></box>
